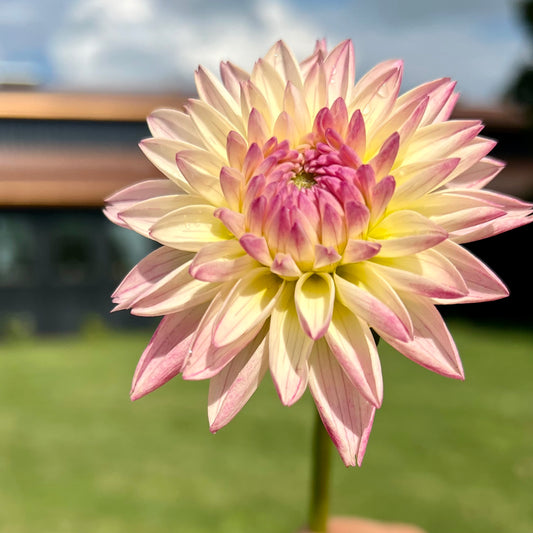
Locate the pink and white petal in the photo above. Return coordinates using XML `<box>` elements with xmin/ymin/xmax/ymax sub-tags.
<box><xmin>239</xmin><ymin>233</ymin><xmax>273</xmax><ymax>265</ymax></box>
<box><xmin>412</xmin><ymin>79</ymin><xmax>457</xmax><ymax>127</ymax></box>
<box><xmin>333</xmin><ymin>271</ymin><xmax>411</xmax><ymax>342</ymax></box>
<box><xmin>379</xmin><ymin>294</ymin><xmax>464</xmax><ymax>380</ymax></box>
<box><xmin>104</xmin><ymin>179</ymin><xmax>180</xmax><ymax>227</ymax></box>
<box><xmin>300</xmin><ymin>39</ymin><xmax>327</xmax><ymax>78</ymax></box>
<box><xmin>447</xmin><ymin>188</ymin><xmax>533</xmax><ymax>212</ymax></box>
<box><xmin>283</xmin><ymin>82</ymin><xmax>312</xmax><ymax>138</ymax></box>
<box><xmin>320</xmin><ymin>201</ymin><xmax>347</xmax><ymax>249</ymax></box>
<box><xmin>441</xmin><ymin>137</ymin><xmax>497</xmax><ymax>183</ymax></box>
<box><xmin>308</xmin><ymin>339</ymin><xmax>376</xmax><ymax>467</ymax></box>
<box><xmin>251</xmin><ymin>59</ymin><xmax>286</xmax><ymax>119</ymax></box>
<box><xmin>326</xmin><ymin>304</ymin><xmax>383</xmax><ymax>407</ymax></box>
<box><xmin>131</xmin><ymin>261</ymin><xmax>221</xmax><ymax>316</ymax></box>
<box><xmin>182</xmin><ymin>282</ymin><xmax>266</xmax><ymax>380</ymax></box>
<box><xmin>369</xmin><ymin>135</ymin><xmax>399</xmax><ymax>182</ymax></box>
<box><xmin>444</xmin><ymin>157</ymin><xmax>505</xmax><ymax>190</ymax></box>
<box><xmin>147</xmin><ymin>108</ymin><xmax>206</xmax><ymax>147</ymax></box>
<box><xmin>189</xmin><ymin>238</ymin><xmax>259</xmax><ymax>282</ymax></box>
<box><xmin>195</xmin><ymin>66</ymin><xmax>245</xmax><ymax>133</ymax></box>
<box><xmin>112</xmin><ymin>247</ymin><xmax>193</xmax><ymax>311</ymax></box>
<box><xmin>451</xmin><ymin>209</ymin><xmax>532</xmax><ymax>244</ymax></box>
<box><xmin>390</xmin><ymin>158</ymin><xmax>460</xmax><ymax>208</ymax></box>
<box><xmin>351</xmin><ymin>60</ymin><xmax>403</xmax><ymax>137</ymax></box>
<box><xmin>130</xmin><ymin>304</ymin><xmax>207</xmax><ymax>400</ymax></box>
<box><xmin>369</xmin><ymin>174</ymin><xmax>396</xmax><ymax>223</ymax></box>
<box><xmin>214</xmin><ymin>208</ymin><xmax>246</xmax><ymax>238</ymax></box>
<box><xmin>220</xmin><ymin>166</ymin><xmax>244</xmax><ymax>212</ymax></box>
<box><xmin>294</xmin><ymin>272</ymin><xmax>335</xmax><ymax>340</ymax></box>
<box><xmin>208</xmin><ymin>330</ymin><xmax>269</xmax><ymax>432</ymax></box>
<box><xmin>271</xmin><ymin>252</ymin><xmax>303</xmax><ymax>279</ymax></box>
<box><xmin>212</xmin><ymin>268</ymin><xmax>284</xmax><ymax>348</ymax></box>
<box><xmin>323</xmin><ymin>40</ymin><xmax>355</xmax><ymax>103</ymax></box>
<box><xmin>345</xmin><ymin>200</ymin><xmax>370</xmax><ymax>238</ymax></box>
<box><xmin>264</xmin><ymin>40</ymin><xmax>304</xmax><ymax>88</ymax></box>
<box><xmin>432</xmin><ymin>240</ymin><xmax>508</xmax><ymax>304</ymax></box>
<box><xmin>150</xmin><ymin>205</ymin><xmax>232</xmax><ymax>251</ymax></box>
<box><xmin>303</xmin><ymin>62</ymin><xmax>328</xmax><ymax>117</ymax></box>
<box><xmin>269</xmin><ymin>282</ymin><xmax>313</xmax><ymax>406</ymax></box>
<box><xmin>341</xmin><ymin>240</ymin><xmax>381</xmax><ymax>264</ymax></box>
<box><xmin>393</xmin><ymin>78</ymin><xmax>453</xmax><ymax>125</ymax></box>
<box><xmin>410</xmin><ymin>191</ymin><xmax>507</xmax><ymax>233</ymax></box>
<box><xmin>314</xmin><ymin>244</ymin><xmax>343</xmax><ymax>270</ymax></box>
<box><xmin>273</xmin><ymin>111</ymin><xmax>299</xmax><ymax>147</ymax></box>
<box><xmin>351</xmin><ymin>262</ymin><xmax>414</xmax><ymax>338</ymax></box>
<box><xmin>402</xmin><ymin>120</ymin><xmax>483</xmax><ymax>163</ymax></box>
<box><xmin>220</xmin><ymin>61</ymin><xmax>251</xmax><ymax>101</ymax></box>
<box><xmin>368</xmin><ymin>95</ymin><xmax>428</xmax><ymax>158</ymax></box>
<box><xmin>431</xmin><ymin>206</ymin><xmax>505</xmax><ymax>234</ymax></box>
<box><xmin>186</xmin><ymin>308</ymin><xmax>265</xmax><ymax>380</ymax></box>
<box><xmin>182</xmin><ymin>284</ymin><xmax>233</xmax><ymax>379</ymax></box>
<box><xmin>226</xmin><ymin>130</ymin><xmax>248</xmax><ymax>171</ymax></box>
<box><xmin>369</xmin><ymin>249</ymin><xmax>468</xmax><ymax>299</ymax></box>
<box><xmin>176</xmin><ymin>147</ymin><xmax>227</xmax><ymax>180</ymax></box>
<box><xmin>139</xmin><ymin>138</ymin><xmax>198</xmax><ymax>193</ymax></box>
<box><xmin>369</xmin><ymin>210</ymin><xmax>448</xmax><ymax>257</ymax></box>
<box><xmin>186</xmin><ymin>99</ymin><xmax>237</xmax><ymax>160</ymax></box>
<box><xmin>240</xmin><ymin>81</ymin><xmax>274</xmax><ymax>130</ymax></box>
<box><xmin>246</xmin><ymin>107</ymin><xmax>271</xmax><ymax>146</ymax></box>
<box><xmin>447</xmin><ymin>190</ymin><xmax>532</xmax><ymax>240</ymax></box>
<box><xmin>432</xmin><ymin>90</ymin><xmax>459</xmax><ymax>123</ymax></box>
<box><xmin>176</xmin><ymin>155</ymin><xmax>227</xmax><ymax>206</ymax></box>
<box><xmin>119</xmin><ymin>194</ymin><xmax>207</xmax><ymax>238</ymax></box>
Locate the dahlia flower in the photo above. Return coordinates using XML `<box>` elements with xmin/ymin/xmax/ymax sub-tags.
<box><xmin>105</xmin><ymin>40</ymin><xmax>531</xmax><ymax>466</ymax></box>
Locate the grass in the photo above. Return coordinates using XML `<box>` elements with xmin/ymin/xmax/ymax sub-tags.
<box><xmin>0</xmin><ymin>319</ymin><xmax>532</xmax><ymax>533</ymax></box>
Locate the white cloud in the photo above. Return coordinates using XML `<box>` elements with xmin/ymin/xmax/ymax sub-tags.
<box><xmin>48</xmin><ymin>0</ymin><xmax>322</xmax><ymax>91</ymax></box>
<box><xmin>41</xmin><ymin>0</ymin><xmax>530</xmax><ymax>102</ymax></box>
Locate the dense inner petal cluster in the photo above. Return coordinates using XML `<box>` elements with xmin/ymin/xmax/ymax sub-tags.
<box><xmin>215</xmin><ymin>98</ymin><xmax>401</xmax><ymax>278</ymax></box>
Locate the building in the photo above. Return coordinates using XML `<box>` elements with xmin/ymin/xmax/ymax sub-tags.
<box><xmin>0</xmin><ymin>92</ymin><xmax>185</xmax><ymax>334</ymax></box>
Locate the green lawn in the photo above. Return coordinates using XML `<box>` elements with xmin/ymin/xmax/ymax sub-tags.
<box><xmin>0</xmin><ymin>320</ymin><xmax>532</xmax><ymax>533</ymax></box>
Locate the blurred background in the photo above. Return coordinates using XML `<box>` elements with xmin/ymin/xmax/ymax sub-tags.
<box><xmin>0</xmin><ymin>1</ymin><xmax>532</xmax><ymax>532</ymax></box>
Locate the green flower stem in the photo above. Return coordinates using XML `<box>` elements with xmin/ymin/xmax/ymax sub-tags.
<box><xmin>308</xmin><ymin>408</ymin><xmax>331</xmax><ymax>533</ymax></box>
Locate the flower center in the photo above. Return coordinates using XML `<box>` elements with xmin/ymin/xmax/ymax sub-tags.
<box><xmin>291</xmin><ymin>170</ymin><xmax>317</xmax><ymax>190</ymax></box>
<box><xmin>216</xmin><ymin>101</ymin><xmax>395</xmax><ymax>277</ymax></box>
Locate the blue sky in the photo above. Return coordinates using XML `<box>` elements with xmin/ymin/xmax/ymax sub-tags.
<box><xmin>0</xmin><ymin>0</ymin><xmax>529</xmax><ymax>104</ymax></box>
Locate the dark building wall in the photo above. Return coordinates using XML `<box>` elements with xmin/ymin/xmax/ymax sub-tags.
<box><xmin>0</xmin><ymin>209</ymin><xmax>157</xmax><ymax>334</ymax></box>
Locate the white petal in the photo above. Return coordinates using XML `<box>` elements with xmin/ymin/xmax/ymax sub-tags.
<box><xmin>369</xmin><ymin>210</ymin><xmax>448</xmax><ymax>257</ymax></box>
<box><xmin>294</xmin><ymin>272</ymin><xmax>335</xmax><ymax>340</ymax></box>
<box><xmin>269</xmin><ymin>282</ymin><xmax>312</xmax><ymax>406</ymax></box>
<box><xmin>186</xmin><ymin>99</ymin><xmax>237</xmax><ymax>160</ymax></box>
<box><xmin>119</xmin><ymin>194</ymin><xmax>207</xmax><ymax>238</ymax></box>
<box><xmin>104</xmin><ymin>179</ymin><xmax>180</xmax><ymax>227</ymax></box>
<box><xmin>212</xmin><ymin>268</ymin><xmax>284</xmax><ymax>348</ymax></box>
<box><xmin>147</xmin><ymin>108</ymin><xmax>206</xmax><ymax>146</ymax></box>
<box><xmin>195</xmin><ymin>65</ymin><xmax>245</xmax><ymax>133</ymax></box>
<box><xmin>139</xmin><ymin>138</ymin><xmax>197</xmax><ymax>193</ymax></box>
<box><xmin>150</xmin><ymin>205</ymin><xmax>232</xmax><ymax>251</ymax></box>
